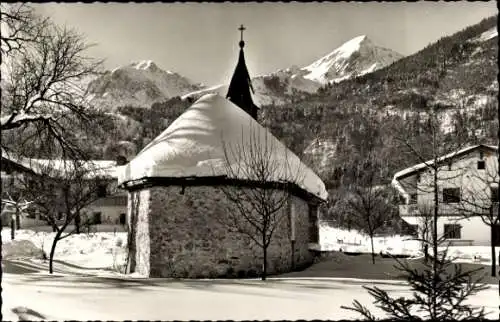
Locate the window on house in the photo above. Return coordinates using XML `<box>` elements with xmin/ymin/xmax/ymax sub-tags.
<box><xmin>444</xmin><ymin>224</ymin><xmax>461</xmax><ymax>239</ymax></box>
<box><xmin>308</xmin><ymin>203</ymin><xmax>319</xmax><ymax>244</ymax></box>
<box><xmin>409</xmin><ymin>193</ymin><xmax>418</xmax><ymax>204</ymax></box>
<box><xmin>443</xmin><ymin>188</ymin><xmax>460</xmax><ymax>203</ymax></box>
<box><xmin>92</xmin><ymin>212</ymin><xmax>102</xmax><ymax>224</ymax></box>
<box><xmin>97</xmin><ymin>184</ymin><xmax>107</xmax><ymax>198</ymax></box>
<box><xmin>477</xmin><ymin>160</ymin><xmax>485</xmax><ymax>170</ymax></box>
<box><xmin>119</xmin><ymin>213</ymin><xmax>126</xmax><ymax>225</ymax></box>
<box><xmin>491</xmin><ymin>187</ymin><xmax>499</xmax><ymax>203</ymax></box>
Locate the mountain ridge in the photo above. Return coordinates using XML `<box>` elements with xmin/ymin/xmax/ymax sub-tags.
<box><xmin>182</xmin><ymin>34</ymin><xmax>404</xmax><ymax>106</ymax></box>
<box><xmin>86</xmin><ymin>60</ymin><xmax>205</xmax><ymax>110</ymax></box>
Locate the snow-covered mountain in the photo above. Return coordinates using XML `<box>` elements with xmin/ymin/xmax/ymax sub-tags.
<box><xmin>183</xmin><ymin>35</ymin><xmax>403</xmax><ymax>106</ymax></box>
<box><xmin>299</xmin><ymin>35</ymin><xmax>403</xmax><ymax>84</ymax></box>
<box><xmin>85</xmin><ymin>36</ymin><xmax>402</xmax><ymax>110</ymax></box>
<box><xmin>86</xmin><ymin>60</ymin><xmax>205</xmax><ymax>110</ymax></box>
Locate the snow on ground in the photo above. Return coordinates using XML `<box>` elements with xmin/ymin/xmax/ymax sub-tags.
<box><xmin>476</xmin><ymin>27</ymin><xmax>498</xmax><ymax>42</ymax></box>
<box><xmin>3</xmin><ymin>273</ymin><xmax>497</xmax><ymax>321</ymax></box>
<box><xmin>2</xmin><ymin>225</ymin><xmax>499</xmax><ymax>320</ymax></box>
<box><xmin>319</xmin><ymin>223</ymin><xmax>500</xmax><ymax>265</ymax></box>
<box><xmin>2</xmin><ymin>228</ymin><xmax>128</xmax><ymax>271</ymax></box>
<box><xmin>319</xmin><ymin>224</ymin><xmax>421</xmax><ymax>256</ymax></box>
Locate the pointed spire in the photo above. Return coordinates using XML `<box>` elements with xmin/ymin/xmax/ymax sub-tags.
<box><xmin>226</xmin><ymin>24</ymin><xmax>259</xmax><ymax>120</ymax></box>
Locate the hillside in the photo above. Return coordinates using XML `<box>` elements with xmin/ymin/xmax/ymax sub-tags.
<box><xmin>261</xmin><ymin>15</ymin><xmax>498</xmax><ymax>187</ymax></box>
<box><xmin>86</xmin><ymin>16</ymin><xmax>498</xmax><ymax>187</ymax></box>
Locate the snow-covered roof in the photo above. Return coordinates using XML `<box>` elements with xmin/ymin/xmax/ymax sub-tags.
<box><xmin>391</xmin><ymin>144</ymin><xmax>498</xmax><ymax>199</ymax></box>
<box><xmin>1</xmin><ymin>149</ymin><xmax>122</xmax><ymax>179</ymax></box>
<box><xmin>119</xmin><ymin>93</ymin><xmax>328</xmax><ymax>201</ymax></box>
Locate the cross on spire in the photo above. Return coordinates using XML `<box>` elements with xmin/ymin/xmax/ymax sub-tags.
<box><xmin>238</xmin><ymin>24</ymin><xmax>246</xmax><ymax>48</ymax></box>
<box><xmin>239</xmin><ymin>24</ymin><xmax>246</xmax><ymax>42</ymax></box>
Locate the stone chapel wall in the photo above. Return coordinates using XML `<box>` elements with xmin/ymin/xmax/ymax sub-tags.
<box><xmin>130</xmin><ymin>185</ymin><xmax>314</xmax><ymax>278</ymax></box>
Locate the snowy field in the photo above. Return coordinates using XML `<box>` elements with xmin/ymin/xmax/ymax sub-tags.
<box><xmin>319</xmin><ymin>224</ymin><xmax>500</xmax><ymax>265</ymax></box>
<box><xmin>3</xmin><ymin>272</ymin><xmax>498</xmax><ymax>321</ymax></box>
<box><xmin>2</xmin><ymin>225</ymin><xmax>499</xmax><ymax>320</ymax></box>
<box><xmin>2</xmin><ymin>227</ymin><xmax>128</xmax><ymax>272</ymax></box>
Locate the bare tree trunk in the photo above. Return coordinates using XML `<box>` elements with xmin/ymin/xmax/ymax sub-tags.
<box><xmin>10</xmin><ymin>219</ymin><xmax>15</xmax><ymax>240</ymax></box>
<box><xmin>432</xmin><ymin>166</ymin><xmax>439</xmax><ymax>319</ymax></box>
<box><xmin>75</xmin><ymin>212</ymin><xmax>81</xmax><ymax>234</ymax></box>
<box><xmin>262</xmin><ymin>230</ymin><xmax>267</xmax><ymax>281</ymax></box>
<box><xmin>491</xmin><ymin>225</ymin><xmax>496</xmax><ymax>277</ymax></box>
<box><xmin>49</xmin><ymin>230</ymin><xmax>62</xmax><ymax>274</ymax></box>
<box><xmin>370</xmin><ymin>234</ymin><xmax>375</xmax><ymax>264</ymax></box>
<box><xmin>15</xmin><ymin>211</ymin><xmax>20</xmax><ymax>230</ymax></box>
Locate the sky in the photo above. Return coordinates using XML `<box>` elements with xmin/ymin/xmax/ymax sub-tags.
<box><xmin>34</xmin><ymin>2</ymin><xmax>498</xmax><ymax>86</ymax></box>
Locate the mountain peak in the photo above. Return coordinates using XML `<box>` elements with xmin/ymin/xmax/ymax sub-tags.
<box><xmin>300</xmin><ymin>35</ymin><xmax>403</xmax><ymax>84</ymax></box>
<box><xmin>131</xmin><ymin>60</ymin><xmax>158</xmax><ymax>71</ymax></box>
<box><xmin>332</xmin><ymin>35</ymin><xmax>371</xmax><ymax>59</ymax></box>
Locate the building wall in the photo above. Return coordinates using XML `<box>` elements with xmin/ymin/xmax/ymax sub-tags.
<box><xmin>416</xmin><ymin>149</ymin><xmax>498</xmax><ymax>213</ymax></box>
<box><xmin>128</xmin><ymin>185</ymin><xmax>316</xmax><ymax>278</ymax></box>
<box><xmin>399</xmin><ymin>147</ymin><xmax>498</xmax><ymax>245</ymax></box>
<box><xmin>82</xmin><ymin>204</ymin><xmax>127</xmax><ymax>224</ymax></box>
<box><xmin>83</xmin><ymin>194</ymin><xmax>128</xmax><ymax>225</ymax></box>
<box><xmin>402</xmin><ymin>214</ymin><xmax>491</xmax><ymax>246</ymax></box>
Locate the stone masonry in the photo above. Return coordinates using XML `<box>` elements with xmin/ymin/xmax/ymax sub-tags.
<box><xmin>127</xmin><ymin>185</ymin><xmax>316</xmax><ymax>278</ymax></box>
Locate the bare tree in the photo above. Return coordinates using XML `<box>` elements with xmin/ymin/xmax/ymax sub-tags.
<box><xmin>1</xmin><ymin>3</ymin><xmax>104</xmax><ymax>159</ymax></box>
<box><xmin>340</xmin><ymin>112</ymin><xmax>395</xmax><ymax>263</ymax></box>
<box><xmin>346</xmin><ymin>182</ymin><xmax>394</xmax><ymax>264</ymax></box>
<box><xmin>215</xmin><ymin>125</ymin><xmax>305</xmax><ymax>280</ymax></box>
<box><xmin>1</xmin><ymin>192</ymin><xmax>34</xmax><ymax>239</ymax></box>
<box><xmin>0</xmin><ymin>5</ymin><xmax>106</xmax><ymax>318</ymax></box>
<box><xmin>0</xmin><ymin>3</ymin><xmax>48</xmax><ymax>56</ymax></box>
<box><xmin>18</xmin><ymin>158</ymin><xmax>111</xmax><ymax>273</ymax></box>
<box><xmin>414</xmin><ymin>203</ymin><xmax>434</xmax><ymax>262</ymax></box>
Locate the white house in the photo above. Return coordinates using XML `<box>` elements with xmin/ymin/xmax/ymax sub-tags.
<box><xmin>1</xmin><ymin>150</ymin><xmax>128</xmax><ymax>228</ymax></box>
<box><xmin>392</xmin><ymin>144</ymin><xmax>499</xmax><ymax>246</ymax></box>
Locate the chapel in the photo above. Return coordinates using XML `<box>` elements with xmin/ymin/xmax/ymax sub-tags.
<box><xmin>118</xmin><ymin>26</ymin><xmax>327</xmax><ymax>278</ymax></box>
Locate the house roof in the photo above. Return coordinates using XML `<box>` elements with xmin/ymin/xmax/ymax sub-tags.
<box><xmin>118</xmin><ymin>93</ymin><xmax>328</xmax><ymax>201</ymax></box>
<box><xmin>391</xmin><ymin>144</ymin><xmax>498</xmax><ymax>199</ymax></box>
<box><xmin>1</xmin><ymin>149</ymin><xmax>122</xmax><ymax>179</ymax></box>
<box><xmin>393</xmin><ymin>144</ymin><xmax>497</xmax><ymax>181</ymax></box>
